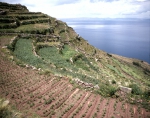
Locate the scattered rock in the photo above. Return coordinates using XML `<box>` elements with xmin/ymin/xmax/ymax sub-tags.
<box><xmin>2</xmin><ymin>100</ymin><xmax>9</xmax><ymax>107</ymax></box>
<box><xmin>95</xmin><ymin>58</ymin><xmax>98</xmax><ymax>62</ymax></box>
<box><xmin>119</xmin><ymin>86</ymin><xmax>132</xmax><ymax>94</ymax></box>
<box><xmin>94</xmin><ymin>84</ymin><xmax>100</xmax><ymax>89</ymax></box>
<box><xmin>9</xmin><ymin>56</ymin><xmax>13</xmax><ymax>60</ymax></box>
<box><xmin>73</xmin><ymin>78</ymin><xmax>97</xmax><ymax>89</ymax></box>
<box><xmin>26</xmin><ymin>64</ymin><xmax>31</xmax><ymax>69</ymax></box>
<box><xmin>31</xmin><ymin>66</ymin><xmax>36</xmax><ymax>70</ymax></box>
<box><xmin>109</xmin><ymin>80</ymin><xmax>112</xmax><ymax>84</ymax></box>
<box><xmin>2</xmin><ymin>46</ymin><xmax>7</xmax><ymax>48</ymax></box>
<box><xmin>117</xmin><ymin>82</ymin><xmax>121</xmax><ymax>85</ymax></box>
<box><xmin>70</xmin><ymin>57</ymin><xmax>73</xmax><ymax>63</ymax></box>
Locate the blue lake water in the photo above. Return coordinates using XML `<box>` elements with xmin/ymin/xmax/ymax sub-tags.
<box><xmin>61</xmin><ymin>18</ymin><xmax>150</xmax><ymax>64</ymax></box>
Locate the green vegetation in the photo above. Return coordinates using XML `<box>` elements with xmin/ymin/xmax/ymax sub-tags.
<box><xmin>107</xmin><ymin>64</ymin><xmax>124</xmax><ymax>77</ymax></box>
<box><xmin>38</xmin><ymin>46</ymin><xmax>76</xmax><ymax>70</ymax></box>
<box><xmin>15</xmin><ymin>24</ymin><xmax>49</xmax><ymax>34</ymax></box>
<box><xmin>143</xmin><ymin>89</ymin><xmax>150</xmax><ymax>100</ymax></box>
<box><xmin>62</xmin><ymin>45</ymin><xmax>77</xmax><ymax>60</ymax></box>
<box><xmin>96</xmin><ymin>84</ymin><xmax>117</xmax><ymax>97</ymax></box>
<box><xmin>129</xmin><ymin>84</ymin><xmax>142</xmax><ymax>95</ymax></box>
<box><xmin>14</xmin><ymin>39</ymin><xmax>44</xmax><ymax>67</ymax></box>
<box><xmin>0</xmin><ymin>98</ymin><xmax>22</xmax><ymax>118</ymax></box>
<box><xmin>112</xmin><ymin>80</ymin><xmax>116</xmax><ymax>84</ymax></box>
<box><xmin>0</xmin><ymin>1</ymin><xmax>150</xmax><ymax>116</ymax></box>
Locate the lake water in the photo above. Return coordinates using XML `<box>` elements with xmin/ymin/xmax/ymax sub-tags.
<box><xmin>61</xmin><ymin>18</ymin><xmax>150</xmax><ymax>64</ymax></box>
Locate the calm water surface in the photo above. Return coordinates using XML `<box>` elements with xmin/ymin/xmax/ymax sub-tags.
<box><xmin>61</xmin><ymin>18</ymin><xmax>150</xmax><ymax>63</ymax></box>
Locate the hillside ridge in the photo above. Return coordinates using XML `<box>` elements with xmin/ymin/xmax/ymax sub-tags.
<box><xmin>0</xmin><ymin>2</ymin><xmax>150</xmax><ymax>118</ymax></box>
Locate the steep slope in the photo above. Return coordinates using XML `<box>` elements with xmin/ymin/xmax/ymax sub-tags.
<box><xmin>0</xmin><ymin>2</ymin><xmax>150</xmax><ymax>118</ymax></box>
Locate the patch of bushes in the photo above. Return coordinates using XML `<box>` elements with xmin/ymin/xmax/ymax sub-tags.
<box><xmin>96</xmin><ymin>84</ymin><xmax>117</xmax><ymax>97</ymax></box>
<box><xmin>129</xmin><ymin>84</ymin><xmax>142</xmax><ymax>95</ymax></box>
<box><xmin>143</xmin><ymin>89</ymin><xmax>150</xmax><ymax>100</ymax></box>
<box><xmin>108</xmin><ymin>86</ymin><xmax>117</xmax><ymax>96</ymax></box>
<box><xmin>112</xmin><ymin>80</ymin><xmax>116</xmax><ymax>84</ymax></box>
<box><xmin>107</xmin><ymin>53</ymin><xmax>112</xmax><ymax>57</ymax></box>
<box><xmin>72</xmin><ymin>54</ymin><xmax>83</xmax><ymax>62</ymax></box>
<box><xmin>133</xmin><ymin>61</ymin><xmax>140</xmax><ymax>67</ymax></box>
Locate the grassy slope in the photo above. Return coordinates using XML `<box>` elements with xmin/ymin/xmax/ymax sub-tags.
<box><xmin>0</xmin><ymin>1</ymin><xmax>150</xmax><ymax>117</ymax></box>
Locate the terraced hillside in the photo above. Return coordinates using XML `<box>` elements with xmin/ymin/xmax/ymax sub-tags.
<box><xmin>0</xmin><ymin>2</ymin><xmax>150</xmax><ymax>118</ymax></box>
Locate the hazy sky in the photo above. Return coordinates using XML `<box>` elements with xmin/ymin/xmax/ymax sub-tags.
<box><xmin>1</xmin><ymin>0</ymin><xmax>150</xmax><ymax>18</ymax></box>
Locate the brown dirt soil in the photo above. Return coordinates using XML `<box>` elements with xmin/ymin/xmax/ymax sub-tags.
<box><xmin>85</xmin><ymin>95</ymin><xmax>100</xmax><ymax>118</ymax></box>
<box><xmin>74</xmin><ymin>93</ymin><xmax>93</xmax><ymax>118</ymax></box>
<box><xmin>62</xmin><ymin>92</ymin><xmax>88</xmax><ymax>118</ymax></box>
<box><xmin>104</xmin><ymin>99</ymin><xmax>116</xmax><ymax>118</ymax></box>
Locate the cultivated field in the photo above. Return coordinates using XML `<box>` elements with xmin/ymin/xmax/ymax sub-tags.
<box><xmin>0</xmin><ymin>49</ymin><xmax>150</xmax><ymax>118</ymax></box>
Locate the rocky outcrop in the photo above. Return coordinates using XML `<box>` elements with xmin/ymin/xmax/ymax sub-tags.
<box><xmin>119</xmin><ymin>86</ymin><xmax>132</xmax><ymax>94</ymax></box>
<box><xmin>73</xmin><ymin>78</ymin><xmax>99</xmax><ymax>89</ymax></box>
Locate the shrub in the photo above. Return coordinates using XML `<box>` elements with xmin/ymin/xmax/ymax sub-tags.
<box><xmin>129</xmin><ymin>84</ymin><xmax>142</xmax><ymax>95</ymax></box>
<box><xmin>107</xmin><ymin>53</ymin><xmax>112</xmax><ymax>57</ymax></box>
<box><xmin>143</xmin><ymin>90</ymin><xmax>150</xmax><ymax>99</ymax></box>
<box><xmin>133</xmin><ymin>61</ymin><xmax>140</xmax><ymax>67</ymax></box>
<box><xmin>112</xmin><ymin>80</ymin><xmax>116</xmax><ymax>84</ymax></box>
<box><xmin>72</xmin><ymin>54</ymin><xmax>83</xmax><ymax>62</ymax></box>
<box><xmin>108</xmin><ymin>86</ymin><xmax>117</xmax><ymax>96</ymax></box>
<box><xmin>96</xmin><ymin>84</ymin><xmax>117</xmax><ymax>97</ymax></box>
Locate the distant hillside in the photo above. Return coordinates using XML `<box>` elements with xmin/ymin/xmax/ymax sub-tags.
<box><xmin>0</xmin><ymin>2</ymin><xmax>150</xmax><ymax>118</ymax></box>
